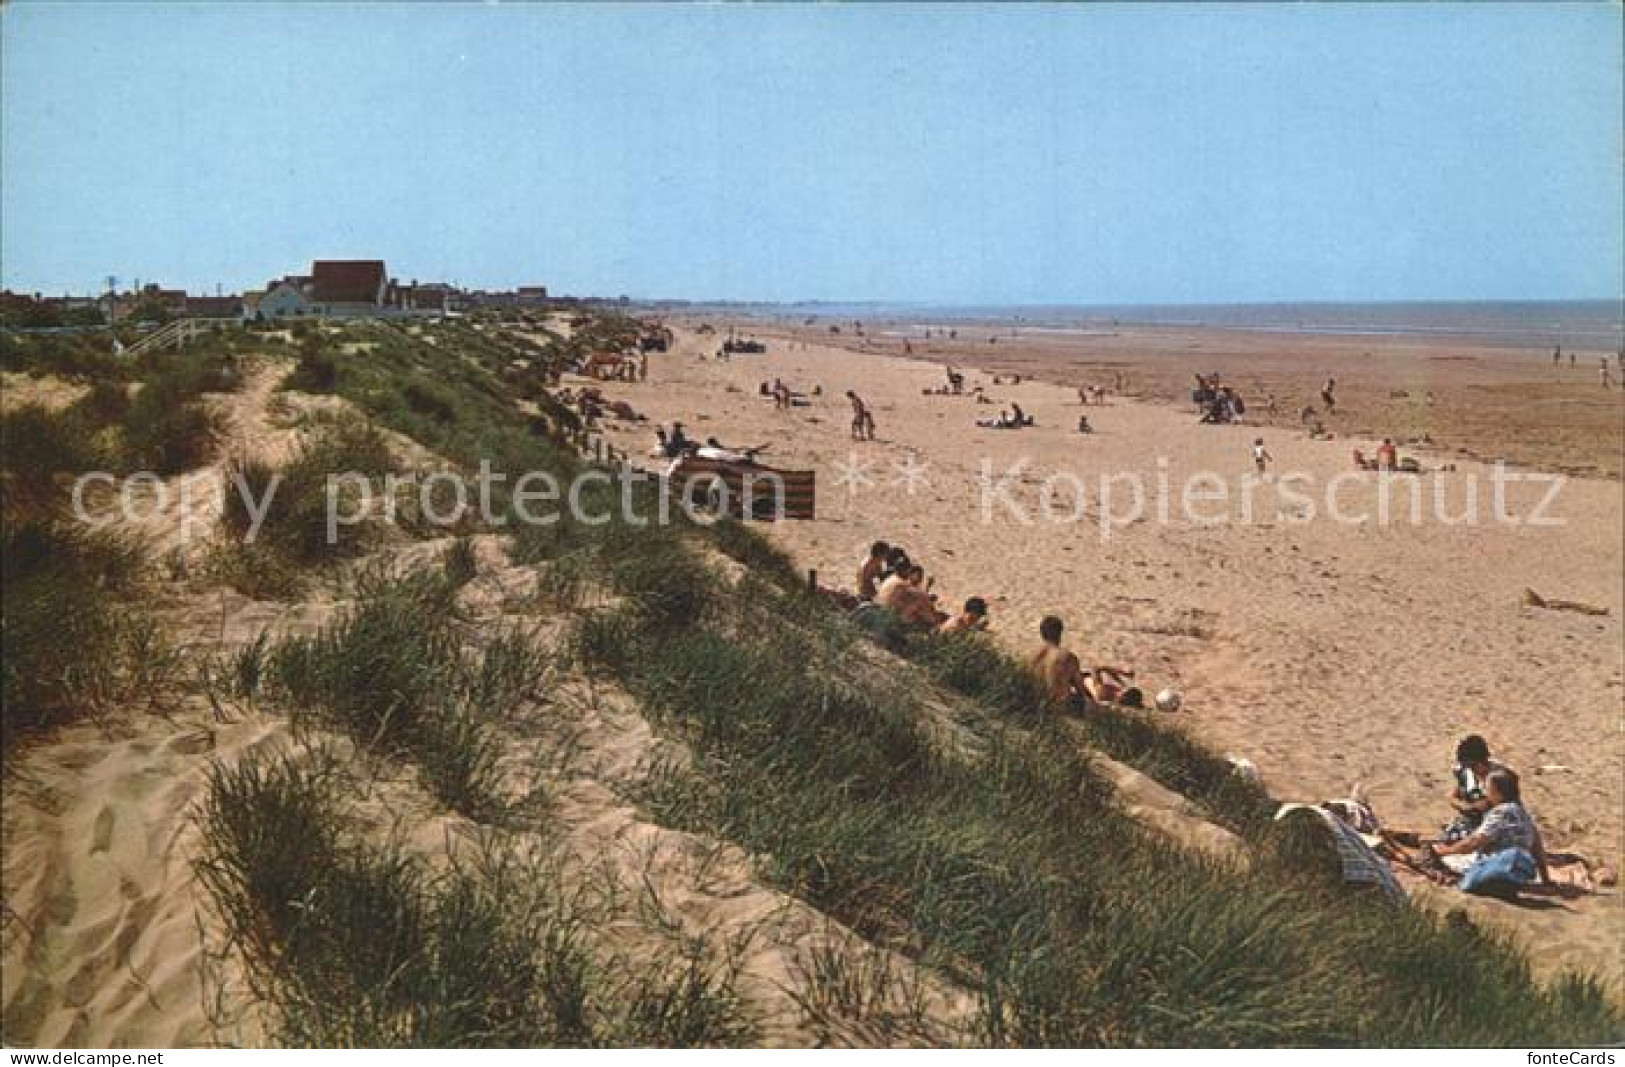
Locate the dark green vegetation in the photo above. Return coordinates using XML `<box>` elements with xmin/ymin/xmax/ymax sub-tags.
<box><xmin>0</xmin><ymin>335</ymin><xmax>268</xmax><ymax>747</ymax></box>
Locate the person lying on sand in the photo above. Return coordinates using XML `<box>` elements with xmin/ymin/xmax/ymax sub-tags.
<box><xmin>939</xmin><ymin>597</ymin><xmax>989</xmax><ymax>635</ymax></box>
<box><xmin>1084</xmin><ymin>665</ymin><xmax>1144</xmax><ymax>708</ymax></box>
<box><xmin>1442</xmin><ymin>734</ymin><xmax>1507</xmax><ymax>842</ymax></box>
<box><xmin>857</xmin><ymin>540</ymin><xmax>891</xmax><ymax>601</ymax></box>
<box><xmin>1029</xmin><ymin>615</ymin><xmax>1096</xmax><ymax>713</ymax></box>
<box><xmin>695</xmin><ymin>437</ymin><xmax>767</xmax><ymax>464</ymax></box>
<box><xmin>1429</xmin><ymin>769</ymin><xmax>1552</xmax><ymax>895</ymax></box>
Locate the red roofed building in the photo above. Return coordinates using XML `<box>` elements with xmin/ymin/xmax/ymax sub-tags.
<box><xmin>308</xmin><ymin>260</ymin><xmax>389</xmax><ymax>317</ymax></box>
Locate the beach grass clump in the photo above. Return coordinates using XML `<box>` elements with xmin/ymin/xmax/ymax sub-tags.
<box><xmin>197</xmin><ymin>745</ymin><xmax>755</xmax><ymax>1046</ymax></box>
<box><xmin>707</xmin><ymin>518</ymin><xmax>802</xmax><ymax>591</ymax></box>
<box><xmin>0</xmin><ymin>518</ymin><xmax>157</xmax><ymax>747</ymax></box>
<box><xmin>118</xmin><ymin>368</ymin><xmax>225</xmax><ymax>475</ymax></box>
<box><xmin>259</xmin><ymin>565</ymin><xmax>552</xmax><ymax>820</ymax></box>
<box><xmin>213</xmin><ymin>416</ymin><xmax>399</xmax><ymax>598</ymax></box>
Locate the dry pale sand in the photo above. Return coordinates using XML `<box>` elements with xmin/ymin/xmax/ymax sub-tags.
<box><xmin>590</xmin><ymin>324</ymin><xmax>1624</xmax><ymax>986</ymax></box>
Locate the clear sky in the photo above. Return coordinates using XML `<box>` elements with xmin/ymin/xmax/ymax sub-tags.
<box><xmin>2</xmin><ymin>2</ymin><xmax>1621</xmax><ymax>304</ymax></box>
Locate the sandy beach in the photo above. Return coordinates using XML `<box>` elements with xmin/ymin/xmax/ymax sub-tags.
<box><xmin>589</xmin><ymin>322</ymin><xmax>1623</xmax><ymax>975</ymax></box>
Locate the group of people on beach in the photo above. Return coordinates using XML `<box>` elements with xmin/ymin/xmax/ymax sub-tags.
<box><xmin>850</xmin><ymin>542</ymin><xmax>1154</xmax><ymax>716</ymax></box>
<box><xmin>855</xmin><ymin>541</ymin><xmax>987</xmax><ymax>633</ymax></box>
<box><xmin>1430</xmin><ymin>734</ymin><xmax>1553</xmax><ymax>896</ymax></box>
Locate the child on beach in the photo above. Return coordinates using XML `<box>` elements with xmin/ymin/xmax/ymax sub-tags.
<box><xmin>1252</xmin><ymin>438</ymin><xmax>1274</xmax><ymax>475</ymax></box>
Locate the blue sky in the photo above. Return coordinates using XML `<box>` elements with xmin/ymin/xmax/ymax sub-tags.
<box><xmin>2</xmin><ymin>2</ymin><xmax>1620</xmax><ymax>303</ymax></box>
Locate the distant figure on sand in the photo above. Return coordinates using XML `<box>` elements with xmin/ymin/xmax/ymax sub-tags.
<box><xmin>1376</xmin><ymin>438</ymin><xmax>1398</xmax><ymax>471</ymax></box>
<box><xmin>1253</xmin><ymin>438</ymin><xmax>1274</xmax><ymax>475</ymax></box>
<box><xmin>846</xmin><ymin>390</ymin><xmax>876</xmax><ymax>440</ymax></box>
<box><xmin>1602</xmin><ymin>358</ymin><xmax>1614</xmax><ymax>389</ymax></box>
<box><xmin>939</xmin><ymin>597</ymin><xmax>989</xmax><ymax>635</ymax></box>
<box><xmin>1077</xmin><ymin>415</ymin><xmax>1093</xmax><ymax>434</ymax></box>
<box><xmin>1321</xmin><ymin>377</ymin><xmax>1337</xmax><ymax>413</ymax></box>
<box><xmin>1029</xmin><ymin>615</ymin><xmax>1095</xmax><ymax>713</ymax></box>
<box><xmin>1569</xmin><ymin>351</ymin><xmax>1576</xmax><ymax>367</ymax></box>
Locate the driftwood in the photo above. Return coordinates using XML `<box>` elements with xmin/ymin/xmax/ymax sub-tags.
<box><xmin>1522</xmin><ymin>589</ymin><xmax>1610</xmax><ymax>617</ymax></box>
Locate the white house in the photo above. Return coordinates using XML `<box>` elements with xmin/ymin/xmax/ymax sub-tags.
<box><xmin>257</xmin><ymin>280</ymin><xmax>310</xmax><ymax>319</ymax></box>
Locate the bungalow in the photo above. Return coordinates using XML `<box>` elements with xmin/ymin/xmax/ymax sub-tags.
<box><xmin>257</xmin><ymin>280</ymin><xmax>311</xmax><ymax>319</ymax></box>
<box><xmin>308</xmin><ymin>260</ymin><xmax>389</xmax><ymax>318</ymax></box>
<box><xmin>400</xmin><ymin>281</ymin><xmax>453</xmax><ymax>316</ymax></box>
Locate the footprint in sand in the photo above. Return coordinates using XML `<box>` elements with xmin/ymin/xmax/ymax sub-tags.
<box><xmin>91</xmin><ymin>806</ymin><xmax>115</xmax><ymax>855</ymax></box>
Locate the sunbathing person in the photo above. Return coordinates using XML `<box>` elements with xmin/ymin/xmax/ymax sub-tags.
<box><xmin>876</xmin><ymin>564</ymin><xmax>940</xmax><ymax>627</ymax></box>
<box><xmin>857</xmin><ymin>540</ymin><xmax>891</xmax><ymax>600</ymax></box>
<box><xmin>1084</xmin><ymin>665</ymin><xmax>1145</xmax><ymax>708</ymax></box>
<box><xmin>694</xmin><ymin>437</ymin><xmax>766</xmax><ymax>464</ymax></box>
<box><xmin>1442</xmin><ymin>734</ymin><xmax>1506</xmax><ymax>842</ymax></box>
<box><xmin>1430</xmin><ymin>769</ymin><xmax>1552</xmax><ymax>894</ymax></box>
<box><xmin>1028</xmin><ymin>615</ymin><xmax>1096</xmax><ymax>713</ymax></box>
<box><xmin>939</xmin><ymin>597</ymin><xmax>989</xmax><ymax>635</ymax></box>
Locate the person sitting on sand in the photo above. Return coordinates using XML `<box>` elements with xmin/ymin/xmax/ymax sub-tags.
<box><xmin>939</xmin><ymin>596</ymin><xmax>989</xmax><ymax>635</ymax></box>
<box><xmin>1442</xmin><ymin>734</ymin><xmax>1507</xmax><ymax>842</ymax></box>
<box><xmin>857</xmin><ymin>540</ymin><xmax>891</xmax><ymax>601</ymax></box>
<box><xmin>659</xmin><ymin>422</ymin><xmax>693</xmax><ymax>459</ymax></box>
<box><xmin>947</xmin><ymin>367</ymin><xmax>964</xmax><ymax>394</ymax></box>
<box><xmin>1077</xmin><ymin>415</ymin><xmax>1093</xmax><ymax>434</ymax></box>
<box><xmin>1029</xmin><ymin>615</ymin><xmax>1095</xmax><ymax>713</ymax></box>
<box><xmin>876</xmin><ymin>564</ymin><xmax>940</xmax><ymax>627</ymax></box>
<box><xmin>1321</xmin><ymin>377</ymin><xmax>1337</xmax><ymax>412</ymax></box>
<box><xmin>1084</xmin><ymin>665</ymin><xmax>1144</xmax><ymax>708</ymax></box>
<box><xmin>882</xmin><ymin>545</ymin><xmax>912</xmax><ymax>583</ymax></box>
<box><xmin>1430</xmin><ymin>769</ymin><xmax>1552</xmax><ymax>895</ymax></box>
<box><xmin>1010</xmin><ymin>402</ymin><xmax>1032</xmax><ymax>427</ymax></box>
<box><xmin>1376</xmin><ymin>438</ymin><xmax>1398</xmax><ymax>471</ymax></box>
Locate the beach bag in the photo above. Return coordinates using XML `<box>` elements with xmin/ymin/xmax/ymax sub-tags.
<box><xmin>1459</xmin><ymin>847</ymin><xmax>1537</xmax><ymax>898</ymax></box>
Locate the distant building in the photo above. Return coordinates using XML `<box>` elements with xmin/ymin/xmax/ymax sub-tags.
<box><xmin>257</xmin><ymin>280</ymin><xmax>311</xmax><ymax>319</ymax></box>
<box><xmin>186</xmin><ymin>295</ymin><xmax>244</xmax><ymax>320</ymax></box>
<box><xmin>400</xmin><ymin>281</ymin><xmax>453</xmax><ymax>316</ymax></box>
<box><xmin>516</xmin><ymin>285</ymin><xmax>549</xmax><ymax>307</ymax></box>
<box><xmin>308</xmin><ymin>260</ymin><xmax>389</xmax><ymax>318</ymax></box>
